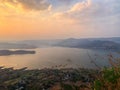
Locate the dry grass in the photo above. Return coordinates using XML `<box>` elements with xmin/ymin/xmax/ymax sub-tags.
<box><xmin>93</xmin><ymin>54</ymin><xmax>120</xmax><ymax>90</ymax></box>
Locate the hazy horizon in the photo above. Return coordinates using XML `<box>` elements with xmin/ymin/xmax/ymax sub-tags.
<box><xmin>0</xmin><ymin>36</ymin><xmax>120</xmax><ymax>42</ymax></box>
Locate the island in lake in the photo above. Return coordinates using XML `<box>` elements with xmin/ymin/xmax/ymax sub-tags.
<box><xmin>0</xmin><ymin>50</ymin><xmax>36</xmax><ymax>56</ymax></box>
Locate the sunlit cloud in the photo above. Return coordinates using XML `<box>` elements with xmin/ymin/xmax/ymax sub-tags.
<box><xmin>0</xmin><ymin>0</ymin><xmax>51</xmax><ymax>11</ymax></box>
<box><xmin>0</xmin><ymin>0</ymin><xmax>120</xmax><ymax>40</ymax></box>
<box><xmin>53</xmin><ymin>0</ymin><xmax>120</xmax><ymax>24</ymax></box>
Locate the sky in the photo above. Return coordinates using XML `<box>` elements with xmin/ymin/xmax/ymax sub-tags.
<box><xmin>0</xmin><ymin>0</ymin><xmax>120</xmax><ymax>40</ymax></box>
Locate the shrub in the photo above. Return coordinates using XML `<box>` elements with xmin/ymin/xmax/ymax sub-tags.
<box><xmin>93</xmin><ymin>54</ymin><xmax>120</xmax><ymax>90</ymax></box>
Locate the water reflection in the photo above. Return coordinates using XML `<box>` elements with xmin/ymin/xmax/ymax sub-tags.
<box><xmin>0</xmin><ymin>47</ymin><xmax>114</xmax><ymax>69</ymax></box>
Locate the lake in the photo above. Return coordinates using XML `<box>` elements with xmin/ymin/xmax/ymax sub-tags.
<box><xmin>0</xmin><ymin>47</ymin><xmax>117</xmax><ymax>69</ymax></box>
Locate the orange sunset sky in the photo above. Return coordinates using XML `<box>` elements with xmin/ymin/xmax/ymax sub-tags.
<box><xmin>0</xmin><ymin>0</ymin><xmax>120</xmax><ymax>40</ymax></box>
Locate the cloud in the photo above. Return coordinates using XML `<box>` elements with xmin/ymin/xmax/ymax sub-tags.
<box><xmin>51</xmin><ymin>0</ymin><xmax>120</xmax><ymax>37</ymax></box>
<box><xmin>47</xmin><ymin>0</ymin><xmax>75</xmax><ymax>4</ymax></box>
<box><xmin>69</xmin><ymin>0</ymin><xmax>91</xmax><ymax>12</ymax></box>
<box><xmin>0</xmin><ymin>0</ymin><xmax>51</xmax><ymax>11</ymax></box>
<box><xmin>53</xmin><ymin>0</ymin><xmax>120</xmax><ymax>24</ymax></box>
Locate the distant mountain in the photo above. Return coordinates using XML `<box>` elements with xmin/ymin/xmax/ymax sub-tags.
<box><xmin>19</xmin><ymin>37</ymin><xmax>120</xmax><ymax>51</ymax></box>
<box><xmin>86</xmin><ymin>37</ymin><xmax>120</xmax><ymax>43</ymax></box>
<box><xmin>0</xmin><ymin>42</ymin><xmax>37</xmax><ymax>49</ymax></box>
<box><xmin>19</xmin><ymin>39</ymin><xmax>63</xmax><ymax>47</ymax></box>
<box><xmin>2</xmin><ymin>37</ymin><xmax>119</xmax><ymax>51</ymax></box>
<box><xmin>55</xmin><ymin>39</ymin><xmax>120</xmax><ymax>51</ymax></box>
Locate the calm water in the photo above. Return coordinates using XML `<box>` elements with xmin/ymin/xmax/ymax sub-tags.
<box><xmin>0</xmin><ymin>47</ymin><xmax>116</xmax><ymax>69</ymax></box>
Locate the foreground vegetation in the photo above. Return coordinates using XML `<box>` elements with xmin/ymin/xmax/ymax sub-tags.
<box><xmin>0</xmin><ymin>55</ymin><xmax>119</xmax><ymax>90</ymax></box>
<box><xmin>93</xmin><ymin>54</ymin><xmax>120</xmax><ymax>90</ymax></box>
<box><xmin>0</xmin><ymin>67</ymin><xmax>119</xmax><ymax>90</ymax></box>
<box><xmin>0</xmin><ymin>67</ymin><xmax>97</xmax><ymax>90</ymax></box>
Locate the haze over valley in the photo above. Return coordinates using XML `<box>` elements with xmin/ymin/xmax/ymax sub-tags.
<box><xmin>0</xmin><ymin>37</ymin><xmax>119</xmax><ymax>69</ymax></box>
